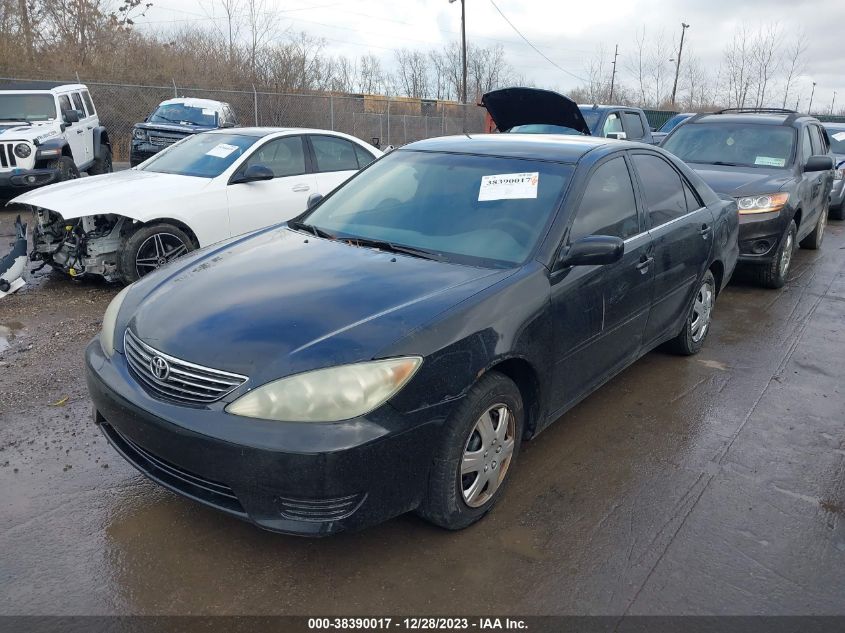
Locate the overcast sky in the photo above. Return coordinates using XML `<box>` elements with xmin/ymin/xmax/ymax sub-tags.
<box><xmin>134</xmin><ymin>0</ymin><xmax>845</xmax><ymax>112</ymax></box>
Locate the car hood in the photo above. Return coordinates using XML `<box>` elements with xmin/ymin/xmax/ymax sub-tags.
<box><xmin>481</xmin><ymin>87</ymin><xmax>591</xmax><ymax>136</ymax></box>
<box><xmin>0</xmin><ymin>121</ymin><xmax>62</xmax><ymax>142</ymax></box>
<box><xmin>135</xmin><ymin>122</ymin><xmax>216</xmax><ymax>135</ymax></box>
<box><xmin>9</xmin><ymin>169</ymin><xmax>213</xmax><ymax>220</ymax></box>
<box><xmin>123</xmin><ymin>227</ymin><xmax>513</xmax><ymax>383</ymax></box>
<box><xmin>686</xmin><ymin>164</ymin><xmax>795</xmax><ymax>197</ymax></box>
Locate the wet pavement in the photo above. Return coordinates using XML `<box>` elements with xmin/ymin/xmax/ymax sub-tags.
<box><xmin>1</xmin><ymin>207</ymin><xmax>844</xmax><ymax>615</ymax></box>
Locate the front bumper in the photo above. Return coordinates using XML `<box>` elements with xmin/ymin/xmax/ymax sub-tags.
<box><xmin>0</xmin><ymin>167</ymin><xmax>60</xmax><ymax>190</ymax></box>
<box><xmin>129</xmin><ymin>143</ymin><xmax>161</xmax><ymax>167</ymax></box>
<box><xmin>85</xmin><ymin>339</ymin><xmax>451</xmax><ymax>536</ymax></box>
<box><xmin>737</xmin><ymin>210</ymin><xmax>786</xmax><ymax>264</ymax></box>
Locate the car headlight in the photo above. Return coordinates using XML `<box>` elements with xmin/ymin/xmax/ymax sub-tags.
<box><xmin>99</xmin><ymin>285</ymin><xmax>132</xmax><ymax>358</ymax></box>
<box><xmin>834</xmin><ymin>167</ymin><xmax>845</xmax><ymax>181</ymax></box>
<box><xmin>735</xmin><ymin>192</ymin><xmax>789</xmax><ymax>215</ymax></box>
<box><xmin>132</xmin><ymin>128</ymin><xmax>147</xmax><ymax>140</ymax></box>
<box><xmin>14</xmin><ymin>143</ymin><xmax>31</xmax><ymax>158</ymax></box>
<box><xmin>226</xmin><ymin>357</ymin><xmax>422</xmax><ymax>422</ymax></box>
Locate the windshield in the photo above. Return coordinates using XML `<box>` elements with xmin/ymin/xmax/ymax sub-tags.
<box><xmin>138</xmin><ymin>133</ymin><xmax>257</xmax><ymax>178</ymax></box>
<box><xmin>508</xmin><ymin>124</ymin><xmax>585</xmax><ymax>135</ymax></box>
<box><xmin>0</xmin><ymin>94</ymin><xmax>57</xmax><ymax>122</ymax></box>
<box><xmin>301</xmin><ymin>150</ymin><xmax>572</xmax><ymax>268</ymax></box>
<box><xmin>578</xmin><ymin>108</ymin><xmax>601</xmax><ymax>134</ymax></box>
<box><xmin>149</xmin><ymin>103</ymin><xmax>218</xmax><ymax>127</ymax></box>
<box><xmin>663</xmin><ymin>123</ymin><xmax>796</xmax><ymax>169</ymax></box>
<box><xmin>826</xmin><ymin>127</ymin><xmax>845</xmax><ymax>155</ymax></box>
<box><xmin>658</xmin><ymin>114</ymin><xmax>690</xmax><ymax>133</ymax></box>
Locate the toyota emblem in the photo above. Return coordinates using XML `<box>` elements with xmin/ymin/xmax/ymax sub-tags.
<box><xmin>150</xmin><ymin>355</ymin><xmax>171</xmax><ymax>381</ymax></box>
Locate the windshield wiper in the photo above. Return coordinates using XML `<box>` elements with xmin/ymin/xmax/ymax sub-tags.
<box><xmin>340</xmin><ymin>235</ymin><xmax>444</xmax><ymax>261</ymax></box>
<box><xmin>0</xmin><ymin>117</ymin><xmax>30</xmax><ymax>125</ymax></box>
<box><xmin>711</xmin><ymin>161</ymin><xmax>741</xmax><ymax>167</ymax></box>
<box><xmin>152</xmin><ymin>115</ymin><xmax>189</xmax><ymax>126</ymax></box>
<box><xmin>288</xmin><ymin>220</ymin><xmax>336</xmax><ymax>240</ymax></box>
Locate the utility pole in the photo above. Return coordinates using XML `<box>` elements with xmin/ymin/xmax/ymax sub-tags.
<box><xmin>808</xmin><ymin>81</ymin><xmax>817</xmax><ymax>114</ymax></box>
<box><xmin>449</xmin><ymin>0</ymin><xmax>468</xmax><ymax>104</ymax></box>
<box><xmin>670</xmin><ymin>22</ymin><xmax>690</xmax><ymax>108</ymax></box>
<box><xmin>609</xmin><ymin>44</ymin><xmax>619</xmax><ymax>102</ymax></box>
<box><xmin>832</xmin><ymin>91</ymin><xmax>838</xmax><ymax>115</ymax></box>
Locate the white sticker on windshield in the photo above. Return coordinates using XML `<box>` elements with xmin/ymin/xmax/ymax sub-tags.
<box><xmin>202</xmin><ymin>108</ymin><xmax>215</xmax><ymax>116</ymax></box>
<box><xmin>478</xmin><ymin>172</ymin><xmax>539</xmax><ymax>201</ymax></box>
<box><xmin>832</xmin><ymin>132</ymin><xmax>845</xmax><ymax>142</ymax></box>
<box><xmin>755</xmin><ymin>156</ymin><xmax>785</xmax><ymax>167</ymax></box>
<box><xmin>205</xmin><ymin>143</ymin><xmax>238</xmax><ymax>158</ymax></box>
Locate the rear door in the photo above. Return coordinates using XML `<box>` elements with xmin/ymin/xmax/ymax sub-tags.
<box><xmin>630</xmin><ymin>151</ymin><xmax>713</xmax><ymax>347</ymax></box>
<box><xmin>308</xmin><ymin>134</ymin><xmax>375</xmax><ymax>195</ymax></box>
<box><xmin>809</xmin><ymin>124</ymin><xmax>833</xmax><ymax>216</ymax></box>
<box><xmin>226</xmin><ymin>134</ymin><xmax>317</xmax><ymax>236</ymax></box>
<box><xmin>549</xmin><ymin>153</ymin><xmax>654</xmax><ymax>413</ymax></box>
<box><xmin>71</xmin><ymin>91</ymin><xmax>95</xmax><ymax>164</ymax></box>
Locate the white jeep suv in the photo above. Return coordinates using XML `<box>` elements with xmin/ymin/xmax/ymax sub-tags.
<box><xmin>0</xmin><ymin>82</ymin><xmax>112</xmax><ymax>193</ymax></box>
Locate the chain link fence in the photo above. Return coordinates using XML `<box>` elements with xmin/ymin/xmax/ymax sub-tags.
<box><xmin>1</xmin><ymin>77</ymin><xmax>487</xmax><ymax>161</ymax></box>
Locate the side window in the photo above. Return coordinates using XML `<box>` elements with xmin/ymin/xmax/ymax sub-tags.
<box><xmin>802</xmin><ymin>127</ymin><xmax>814</xmax><ymax>160</ymax></box>
<box><xmin>71</xmin><ymin>92</ymin><xmax>86</xmax><ymax>116</ymax></box>
<box><xmin>311</xmin><ymin>135</ymin><xmax>360</xmax><ymax>172</ymax></box>
<box><xmin>682</xmin><ymin>179</ymin><xmax>703</xmax><ymax>213</ymax></box>
<box><xmin>632</xmin><ymin>154</ymin><xmax>688</xmax><ymax>227</ymax></box>
<box><xmin>602</xmin><ymin>113</ymin><xmax>624</xmax><ymax>137</ymax></box>
<box><xmin>570</xmin><ymin>156</ymin><xmax>639</xmax><ymax>242</ymax></box>
<box><xmin>224</xmin><ymin>105</ymin><xmax>236</xmax><ymax>125</ymax></box>
<box><xmin>58</xmin><ymin>95</ymin><xmax>73</xmax><ymax>114</ymax></box>
<box><xmin>810</xmin><ymin>125</ymin><xmax>826</xmax><ymax>155</ymax></box>
<box><xmin>82</xmin><ymin>91</ymin><xmax>96</xmax><ymax>116</ymax></box>
<box><xmin>353</xmin><ymin>144</ymin><xmax>376</xmax><ymax>168</ymax></box>
<box><xmin>622</xmin><ymin>112</ymin><xmax>645</xmax><ymax>140</ymax></box>
<box><xmin>243</xmin><ymin>136</ymin><xmax>306</xmax><ymax>178</ymax></box>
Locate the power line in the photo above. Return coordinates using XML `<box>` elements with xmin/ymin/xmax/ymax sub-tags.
<box><xmin>487</xmin><ymin>0</ymin><xmax>587</xmax><ymax>82</ymax></box>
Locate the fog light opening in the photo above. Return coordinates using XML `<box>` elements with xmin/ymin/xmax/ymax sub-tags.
<box><xmin>752</xmin><ymin>240</ymin><xmax>770</xmax><ymax>254</ymax></box>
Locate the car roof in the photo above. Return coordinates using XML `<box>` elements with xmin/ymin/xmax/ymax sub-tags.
<box><xmin>206</xmin><ymin>127</ymin><xmax>373</xmax><ymax>141</ymax></box>
<box><xmin>822</xmin><ymin>122</ymin><xmax>845</xmax><ymax>130</ymax></box>
<box><xmin>158</xmin><ymin>97</ymin><xmax>227</xmax><ymax>109</ymax></box>
<box><xmin>577</xmin><ymin>104</ymin><xmax>642</xmax><ymax>112</ymax></box>
<box><xmin>403</xmin><ymin>134</ymin><xmax>633</xmax><ymax>162</ymax></box>
<box><xmin>690</xmin><ymin>111</ymin><xmax>816</xmax><ymax>127</ymax></box>
<box><xmin>0</xmin><ymin>81</ymin><xmax>87</xmax><ymax>92</ymax></box>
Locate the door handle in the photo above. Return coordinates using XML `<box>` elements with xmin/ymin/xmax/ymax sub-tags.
<box><xmin>635</xmin><ymin>255</ymin><xmax>653</xmax><ymax>273</ymax></box>
<box><xmin>699</xmin><ymin>223</ymin><xmax>712</xmax><ymax>238</ymax></box>
<box><xmin>292</xmin><ymin>184</ymin><xmax>310</xmax><ymax>192</ymax></box>
<box><xmin>76</xmin><ymin>129</ymin><xmax>83</xmax><ymax>134</ymax></box>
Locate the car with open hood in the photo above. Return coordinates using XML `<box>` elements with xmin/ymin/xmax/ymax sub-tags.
<box><xmin>87</xmin><ymin>133</ymin><xmax>737</xmax><ymax>536</ymax></box>
<box><xmin>482</xmin><ymin>87</ymin><xmax>657</xmax><ymax>144</ymax></box>
<box><xmin>12</xmin><ymin>127</ymin><xmax>380</xmax><ymax>284</ymax></box>
<box><xmin>822</xmin><ymin>122</ymin><xmax>845</xmax><ymax>220</ymax></box>
<box><xmin>663</xmin><ymin>108</ymin><xmax>834</xmax><ymax>288</ymax></box>
<box><xmin>130</xmin><ymin>98</ymin><xmax>237</xmax><ymax>167</ymax></box>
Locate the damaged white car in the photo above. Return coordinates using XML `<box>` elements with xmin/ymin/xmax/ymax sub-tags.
<box><xmin>10</xmin><ymin>127</ymin><xmax>380</xmax><ymax>284</ymax></box>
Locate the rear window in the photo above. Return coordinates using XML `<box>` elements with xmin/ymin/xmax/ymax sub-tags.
<box><xmin>663</xmin><ymin>122</ymin><xmax>796</xmax><ymax>169</ymax></box>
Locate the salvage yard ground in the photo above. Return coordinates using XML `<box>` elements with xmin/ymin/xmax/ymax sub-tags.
<box><xmin>0</xmin><ymin>206</ymin><xmax>844</xmax><ymax>614</ymax></box>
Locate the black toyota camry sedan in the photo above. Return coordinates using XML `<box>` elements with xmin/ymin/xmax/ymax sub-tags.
<box><xmin>86</xmin><ymin>134</ymin><xmax>738</xmax><ymax>536</ymax></box>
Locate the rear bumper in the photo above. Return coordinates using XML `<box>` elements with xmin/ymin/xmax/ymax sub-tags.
<box><xmin>0</xmin><ymin>167</ymin><xmax>60</xmax><ymax>190</ymax></box>
<box><xmin>85</xmin><ymin>339</ymin><xmax>451</xmax><ymax>536</ymax></box>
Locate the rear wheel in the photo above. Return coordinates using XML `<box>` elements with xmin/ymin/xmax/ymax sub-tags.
<box><xmin>799</xmin><ymin>203</ymin><xmax>827</xmax><ymax>250</ymax></box>
<box><xmin>669</xmin><ymin>270</ymin><xmax>716</xmax><ymax>356</ymax></box>
<box><xmin>47</xmin><ymin>156</ymin><xmax>79</xmax><ymax>182</ymax></box>
<box><xmin>758</xmin><ymin>220</ymin><xmax>796</xmax><ymax>289</ymax></box>
<box><xmin>88</xmin><ymin>146</ymin><xmax>113</xmax><ymax>175</ymax></box>
<box><xmin>118</xmin><ymin>223</ymin><xmax>195</xmax><ymax>284</ymax></box>
<box><xmin>417</xmin><ymin>371</ymin><xmax>523</xmax><ymax>530</ymax></box>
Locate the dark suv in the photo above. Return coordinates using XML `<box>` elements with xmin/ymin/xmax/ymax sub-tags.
<box><xmin>662</xmin><ymin>108</ymin><xmax>834</xmax><ymax>288</ymax></box>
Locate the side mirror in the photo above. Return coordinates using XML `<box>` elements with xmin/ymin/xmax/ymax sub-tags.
<box><xmin>231</xmin><ymin>164</ymin><xmax>274</xmax><ymax>184</ymax></box>
<box><xmin>559</xmin><ymin>235</ymin><xmax>625</xmax><ymax>268</ymax></box>
<box><xmin>606</xmin><ymin>131</ymin><xmax>627</xmax><ymax>140</ymax></box>
<box><xmin>307</xmin><ymin>193</ymin><xmax>324</xmax><ymax>209</ymax></box>
<box><xmin>63</xmin><ymin>110</ymin><xmax>79</xmax><ymax>125</ymax></box>
<box><xmin>804</xmin><ymin>155</ymin><xmax>834</xmax><ymax>172</ymax></box>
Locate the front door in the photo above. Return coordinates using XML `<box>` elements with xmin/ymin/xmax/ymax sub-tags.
<box><xmin>550</xmin><ymin>154</ymin><xmax>654</xmax><ymax>413</ymax></box>
<box><xmin>226</xmin><ymin>135</ymin><xmax>317</xmax><ymax>237</ymax></box>
<box><xmin>630</xmin><ymin>152</ymin><xmax>713</xmax><ymax>346</ymax></box>
<box><xmin>57</xmin><ymin>93</ymin><xmax>86</xmax><ymax>165</ymax></box>
<box><xmin>70</xmin><ymin>91</ymin><xmax>95</xmax><ymax>164</ymax></box>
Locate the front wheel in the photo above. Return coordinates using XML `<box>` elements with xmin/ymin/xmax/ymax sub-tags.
<box><xmin>758</xmin><ymin>220</ymin><xmax>796</xmax><ymax>289</ymax></box>
<box><xmin>47</xmin><ymin>156</ymin><xmax>80</xmax><ymax>182</ymax></box>
<box><xmin>669</xmin><ymin>270</ymin><xmax>716</xmax><ymax>356</ymax></box>
<box><xmin>88</xmin><ymin>146</ymin><xmax>113</xmax><ymax>175</ymax></box>
<box><xmin>118</xmin><ymin>223</ymin><xmax>195</xmax><ymax>284</ymax></box>
<box><xmin>417</xmin><ymin>371</ymin><xmax>523</xmax><ymax>530</ymax></box>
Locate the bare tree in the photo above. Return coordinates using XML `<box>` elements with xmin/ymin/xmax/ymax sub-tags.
<box><xmin>722</xmin><ymin>25</ymin><xmax>754</xmax><ymax>108</ymax></box>
<box><xmin>358</xmin><ymin>53</ymin><xmax>385</xmax><ymax>94</ymax></box>
<box><xmin>780</xmin><ymin>32</ymin><xmax>807</xmax><ymax>108</ymax></box>
<box><xmin>392</xmin><ymin>48</ymin><xmax>430</xmax><ymax>98</ymax></box>
<box><xmin>626</xmin><ymin>27</ymin><xmax>648</xmax><ymax>105</ymax></box>
<box><xmin>751</xmin><ymin>23</ymin><xmax>781</xmax><ymax>107</ymax></box>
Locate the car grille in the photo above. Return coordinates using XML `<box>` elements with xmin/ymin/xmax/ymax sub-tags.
<box><xmin>277</xmin><ymin>494</ymin><xmax>366</xmax><ymax>522</ymax></box>
<box><xmin>148</xmin><ymin>134</ymin><xmax>181</xmax><ymax>147</ymax></box>
<box><xmin>124</xmin><ymin>329</ymin><xmax>247</xmax><ymax>405</ymax></box>
<box><xmin>0</xmin><ymin>142</ymin><xmax>21</xmax><ymax>168</ymax></box>
<box><xmin>101</xmin><ymin>421</ymin><xmax>246</xmax><ymax>516</ymax></box>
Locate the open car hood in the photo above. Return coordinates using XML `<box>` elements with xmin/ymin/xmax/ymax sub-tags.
<box><xmin>481</xmin><ymin>87</ymin><xmax>591</xmax><ymax>136</ymax></box>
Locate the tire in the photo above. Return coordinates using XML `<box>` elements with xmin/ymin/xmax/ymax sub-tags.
<box><xmin>799</xmin><ymin>203</ymin><xmax>827</xmax><ymax>250</ymax></box>
<box><xmin>417</xmin><ymin>371</ymin><xmax>524</xmax><ymax>530</ymax></box>
<box><xmin>47</xmin><ymin>156</ymin><xmax>80</xmax><ymax>182</ymax></box>
<box><xmin>668</xmin><ymin>270</ymin><xmax>716</xmax><ymax>356</ymax></box>
<box><xmin>118</xmin><ymin>223</ymin><xmax>195</xmax><ymax>285</ymax></box>
<box><xmin>758</xmin><ymin>220</ymin><xmax>797</xmax><ymax>289</ymax></box>
<box><xmin>88</xmin><ymin>146</ymin><xmax>113</xmax><ymax>175</ymax></box>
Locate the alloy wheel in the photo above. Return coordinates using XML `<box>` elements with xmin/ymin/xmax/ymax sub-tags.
<box><xmin>135</xmin><ymin>232</ymin><xmax>189</xmax><ymax>278</ymax></box>
<box><xmin>690</xmin><ymin>281</ymin><xmax>714</xmax><ymax>343</ymax></box>
<box><xmin>460</xmin><ymin>403</ymin><xmax>516</xmax><ymax>508</ymax></box>
<box><xmin>779</xmin><ymin>231</ymin><xmax>794</xmax><ymax>278</ymax></box>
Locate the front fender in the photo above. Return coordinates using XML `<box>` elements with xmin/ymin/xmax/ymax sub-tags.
<box><xmin>93</xmin><ymin>127</ymin><xmax>111</xmax><ymax>159</ymax></box>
